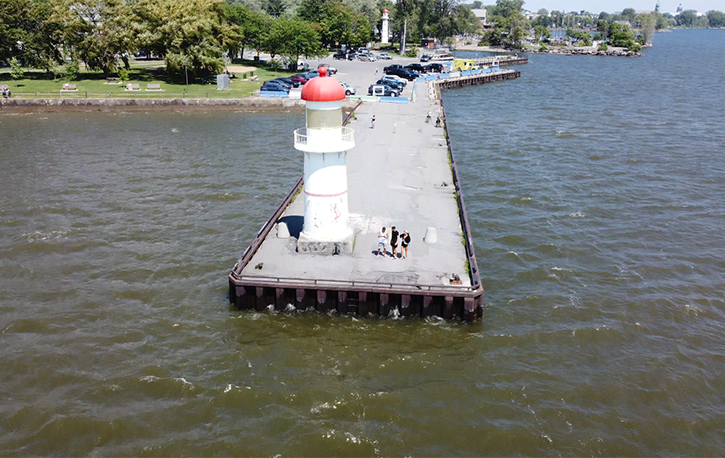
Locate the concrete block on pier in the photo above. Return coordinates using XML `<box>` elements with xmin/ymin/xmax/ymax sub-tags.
<box><xmin>276</xmin><ymin>221</ymin><xmax>290</xmax><ymax>238</ymax></box>
<box><xmin>424</xmin><ymin>227</ymin><xmax>437</xmax><ymax>244</ymax></box>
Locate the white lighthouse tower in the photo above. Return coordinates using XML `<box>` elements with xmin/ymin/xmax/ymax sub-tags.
<box><xmin>381</xmin><ymin>9</ymin><xmax>390</xmax><ymax>44</ymax></box>
<box><xmin>294</xmin><ymin>67</ymin><xmax>355</xmax><ymax>255</ymax></box>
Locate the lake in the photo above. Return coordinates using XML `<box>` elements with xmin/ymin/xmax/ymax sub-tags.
<box><xmin>1</xmin><ymin>29</ymin><xmax>724</xmax><ymax>455</ymax></box>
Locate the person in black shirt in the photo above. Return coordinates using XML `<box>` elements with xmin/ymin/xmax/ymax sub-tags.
<box><xmin>401</xmin><ymin>230</ymin><xmax>411</xmax><ymax>259</ymax></box>
<box><xmin>390</xmin><ymin>226</ymin><xmax>399</xmax><ymax>259</ymax></box>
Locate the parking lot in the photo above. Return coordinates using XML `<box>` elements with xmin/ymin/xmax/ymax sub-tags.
<box><xmin>259</xmin><ymin>51</ymin><xmax>432</xmax><ymax>99</ymax></box>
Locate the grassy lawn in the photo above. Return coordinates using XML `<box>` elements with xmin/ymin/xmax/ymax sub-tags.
<box><xmin>0</xmin><ymin>59</ymin><xmax>301</xmax><ymax>98</ymax></box>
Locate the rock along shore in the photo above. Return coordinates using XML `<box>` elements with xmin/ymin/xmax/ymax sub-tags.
<box><xmin>456</xmin><ymin>44</ymin><xmax>641</xmax><ymax>57</ymax></box>
<box><xmin>0</xmin><ymin>97</ymin><xmax>332</xmax><ymax>113</ymax></box>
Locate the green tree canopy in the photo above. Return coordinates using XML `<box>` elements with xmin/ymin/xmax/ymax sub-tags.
<box><xmin>317</xmin><ymin>1</ymin><xmax>372</xmax><ymax>47</ymax></box>
<box><xmin>264</xmin><ymin>17</ymin><xmax>325</xmax><ymax>63</ymax></box>
<box><xmin>1</xmin><ymin>0</ymin><xmax>64</xmax><ymax>71</ymax></box>
<box><xmin>136</xmin><ymin>0</ymin><xmax>239</xmax><ymax>75</ymax></box>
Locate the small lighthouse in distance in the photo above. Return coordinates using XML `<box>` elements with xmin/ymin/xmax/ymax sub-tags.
<box><xmin>294</xmin><ymin>67</ymin><xmax>355</xmax><ymax>255</ymax></box>
<box><xmin>381</xmin><ymin>9</ymin><xmax>390</xmax><ymax>44</ymax></box>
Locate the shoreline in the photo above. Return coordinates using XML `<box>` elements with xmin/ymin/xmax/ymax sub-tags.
<box><xmin>456</xmin><ymin>44</ymin><xmax>642</xmax><ymax>57</ymax></box>
<box><xmin>0</xmin><ymin>97</ymin><xmax>315</xmax><ymax>113</ymax></box>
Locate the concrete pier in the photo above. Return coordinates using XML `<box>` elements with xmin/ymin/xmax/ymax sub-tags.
<box><xmin>229</xmin><ymin>66</ymin><xmax>520</xmax><ymax>320</ymax></box>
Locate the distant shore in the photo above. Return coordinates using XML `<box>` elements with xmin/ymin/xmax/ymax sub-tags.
<box><xmin>456</xmin><ymin>44</ymin><xmax>642</xmax><ymax>57</ymax></box>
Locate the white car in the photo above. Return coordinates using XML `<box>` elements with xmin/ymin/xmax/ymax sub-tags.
<box><xmin>377</xmin><ymin>52</ymin><xmax>393</xmax><ymax>60</ymax></box>
<box><xmin>381</xmin><ymin>74</ymin><xmax>407</xmax><ymax>86</ymax></box>
<box><xmin>340</xmin><ymin>82</ymin><xmax>356</xmax><ymax>95</ymax></box>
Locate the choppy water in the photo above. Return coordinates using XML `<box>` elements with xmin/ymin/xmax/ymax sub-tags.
<box><xmin>1</xmin><ymin>30</ymin><xmax>724</xmax><ymax>455</ymax></box>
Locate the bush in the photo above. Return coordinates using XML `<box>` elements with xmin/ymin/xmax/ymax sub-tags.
<box><xmin>539</xmin><ymin>44</ymin><xmax>548</xmax><ymax>52</ymax></box>
<box><xmin>404</xmin><ymin>49</ymin><xmax>417</xmax><ymax>58</ymax></box>
<box><xmin>10</xmin><ymin>58</ymin><xmax>24</xmax><ymax>83</ymax></box>
<box><xmin>628</xmin><ymin>43</ymin><xmax>642</xmax><ymax>52</ymax></box>
<box><xmin>65</xmin><ymin>60</ymin><xmax>80</xmax><ymax>81</ymax></box>
<box><xmin>118</xmin><ymin>67</ymin><xmax>129</xmax><ymax>83</ymax></box>
<box><xmin>598</xmin><ymin>42</ymin><xmax>609</xmax><ymax>51</ymax></box>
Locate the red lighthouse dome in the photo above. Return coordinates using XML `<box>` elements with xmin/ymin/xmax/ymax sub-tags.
<box><xmin>301</xmin><ymin>67</ymin><xmax>345</xmax><ymax>102</ymax></box>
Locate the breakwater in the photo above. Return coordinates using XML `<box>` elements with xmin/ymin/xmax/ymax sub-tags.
<box><xmin>229</xmin><ymin>68</ymin><xmax>520</xmax><ymax>321</ymax></box>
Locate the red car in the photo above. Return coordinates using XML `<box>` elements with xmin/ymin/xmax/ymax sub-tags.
<box><xmin>290</xmin><ymin>75</ymin><xmax>308</xmax><ymax>84</ymax></box>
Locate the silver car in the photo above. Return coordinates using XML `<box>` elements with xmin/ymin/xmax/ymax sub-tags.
<box><xmin>341</xmin><ymin>82</ymin><xmax>356</xmax><ymax>95</ymax></box>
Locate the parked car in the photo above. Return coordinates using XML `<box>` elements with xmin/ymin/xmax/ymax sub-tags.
<box><xmin>383</xmin><ymin>64</ymin><xmax>404</xmax><ymax>73</ymax></box>
<box><xmin>385</xmin><ymin>67</ymin><xmax>419</xmax><ymax>81</ymax></box>
<box><xmin>420</xmin><ymin>54</ymin><xmax>432</xmax><ymax>62</ymax></box>
<box><xmin>290</xmin><ymin>74</ymin><xmax>308</xmax><ymax>84</ymax></box>
<box><xmin>425</xmin><ymin>63</ymin><xmax>445</xmax><ymax>73</ymax></box>
<box><xmin>303</xmin><ymin>70</ymin><xmax>320</xmax><ymax>79</ymax></box>
<box><xmin>381</xmin><ymin>74</ymin><xmax>407</xmax><ymax>86</ymax></box>
<box><xmin>346</xmin><ymin>52</ymin><xmax>359</xmax><ymax>61</ymax></box>
<box><xmin>405</xmin><ymin>63</ymin><xmax>427</xmax><ymax>73</ymax></box>
<box><xmin>341</xmin><ymin>82</ymin><xmax>356</xmax><ymax>95</ymax></box>
<box><xmin>317</xmin><ymin>64</ymin><xmax>337</xmax><ymax>74</ymax></box>
<box><xmin>368</xmin><ymin>84</ymin><xmax>400</xmax><ymax>97</ymax></box>
<box><xmin>269</xmin><ymin>79</ymin><xmax>292</xmax><ymax>89</ymax></box>
<box><xmin>377</xmin><ymin>52</ymin><xmax>393</xmax><ymax>60</ymax></box>
<box><xmin>261</xmin><ymin>82</ymin><xmax>289</xmax><ymax>92</ymax></box>
<box><xmin>274</xmin><ymin>77</ymin><xmax>299</xmax><ymax>88</ymax></box>
<box><xmin>376</xmin><ymin>78</ymin><xmax>404</xmax><ymax>91</ymax></box>
<box><xmin>333</xmin><ymin>51</ymin><xmax>347</xmax><ymax>60</ymax></box>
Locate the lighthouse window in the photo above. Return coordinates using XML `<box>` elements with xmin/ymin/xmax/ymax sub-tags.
<box><xmin>306</xmin><ymin>108</ymin><xmax>342</xmax><ymax>130</ymax></box>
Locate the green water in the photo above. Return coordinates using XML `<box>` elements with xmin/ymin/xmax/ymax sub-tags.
<box><xmin>1</xmin><ymin>30</ymin><xmax>724</xmax><ymax>455</ymax></box>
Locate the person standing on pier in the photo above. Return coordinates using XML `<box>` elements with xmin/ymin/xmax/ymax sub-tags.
<box><xmin>401</xmin><ymin>230</ymin><xmax>411</xmax><ymax>259</ymax></box>
<box><xmin>377</xmin><ymin>226</ymin><xmax>388</xmax><ymax>257</ymax></box>
<box><xmin>390</xmin><ymin>226</ymin><xmax>399</xmax><ymax>259</ymax></box>
<box><xmin>370</xmin><ymin>115</ymin><xmax>376</xmax><ymax>129</ymax></box>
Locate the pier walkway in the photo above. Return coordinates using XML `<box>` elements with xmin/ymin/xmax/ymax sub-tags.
<box><xmin>229</xmin><ymin>67</ymin><xmax>519</xmax><ymax>319</ymax></box>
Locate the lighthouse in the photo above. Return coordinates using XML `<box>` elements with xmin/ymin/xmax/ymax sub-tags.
<box><xmin>381</xmin><ymin>9</ymin><xmax>390</xmax><ymax>44</ymax></box>
<box><xmin>294</xmin><ymin>67</ymin><xmax>355</xmax><ymax>255</ymax></box>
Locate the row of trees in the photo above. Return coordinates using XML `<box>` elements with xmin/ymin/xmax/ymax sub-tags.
<box><xmin>478</xmin><ymin>0</ymin><xmax>658</xmax><ymax>51</ymax></box>
<box><xmin>0</xmin><ymin>0</ymin><xmax>483</xmax><ymax>78</ymax></box>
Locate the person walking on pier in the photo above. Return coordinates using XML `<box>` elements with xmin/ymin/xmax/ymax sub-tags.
<box><xmin>377</xmin><ymin>226</ymin><xmax>388</xmax><ymax>257</ymax></box>
<box><xmin>390</xmin><ymin>226</ymin><xmax>399</xmax><ymax>259</ymax></box>
<box><xmin>401</xmin><ymin>230</ymin><xmax>411</xmax><ymax>259</ymax></box>
<box><xmin>370</xmin><ymin>115</ymin><xmax>376</xmax><ymax>129</ymax></box>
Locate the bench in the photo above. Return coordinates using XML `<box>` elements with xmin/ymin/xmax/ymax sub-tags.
<box><xmin>125</xmin><ymin>83</ymin><xmax>140</xmax><ymax>91</ymax></box>
<box><xmin>61</xmin><ymin>83</ymin><xmax>78</xmax><ymax>92</ymax></box>
<box><xmin>145</xmin><ymin>83</ymin><xmax>163</xmax><ymax>91</ymax></box>
<box><xmin>105</xmin><ymin>77</ymin><xmax>120</xmax><ymax>84</ymax></box>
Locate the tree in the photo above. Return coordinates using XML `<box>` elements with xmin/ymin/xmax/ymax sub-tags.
<box><xmin>263</xmin><ymin>0</ymin><xmax>287</xmax><ymax>17</ymax></box>
<box><xmin>0</xmin><ymin>0</ymin><xmax>63</xmax><ymax>72</ymax></box>
<box><xmin>317</xmin><ymin>1</ymin><xmax>372</xmax><ymax>47</ymax></box>
<box><xmin>10</xmin><ymin>57</ymin><xmax>24</xmax><ymax>84</ymax></box>
<box><xmin>471</xmin><ymin>1</ymin><xmax>483</xmax><ymax>8</ymax></box>
<box><xmin>597</xmin><ymin>19</ymin><xmax>609</xmax><ymax>39</ymax></box>
<box><xmin>265</xmin><ymin>18</ymin><xmax>324</xmax><ymax>64</ymax></box>
<box><xmin>395</xmin><ymin>0</ymin><xmax>417</xmax><ymax>54</ymax></box>
<box><xmin>608</xmin><ymin>22</ymin><xmax>635</xmax><ymax>48</ymax></box>
<box><xmin>490</xmin><ymin>0</ymin><xmax>524</xmax><ymax>18</ymax></box>
<box><xmin>533</xmin><ymin>25</ymin><xmax>550</xmax><ymax>42</ymax></box>
<box><xmin>54</xmin><ymin>0</ymin><xmax>140</xmax><ymax>75</ymax></box>
<box><xmin>621</xmin><ymin>8</ymin><xmax>636</xmax><ymax>24</ymax></box>
<box><xmin>637</xmin><ymin>13</ymin><xmax>656</xmax><ymax>46</ymax></box>
<box><xmin>136</xmin><ymin>0</ymin><xmax>239</xmax><ymax>75</ymax></box>
<box><xmin>226</xmin><ymin>4</ymin><xmax>272</xmax><ymax>59</ymax></box>
<box><xmin>706</xmin><ymin>10</ymin><xmax>725</xmax><ymax>28</ymax></box>
<box><xmin>676</xmin><ymin>10</ymin><xmax>708</xmax><ymax>28</ymax></box>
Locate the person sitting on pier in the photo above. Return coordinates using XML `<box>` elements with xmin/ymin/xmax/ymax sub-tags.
<box><xmin>401</xmin><ymin>230</ymin><xmax>411</xmax><ymax>259</ymax></box>
<box><xmin>377</xmin><ymin>226</ymin><xmax>388</xmax><ymax>257</ymax></box>
<box><xmin>435</xmin><ymin>115</ymin><xmax>442</xmax><ymax>128</ymax></box>
<box><xmin>390</xmin><ymin>226</ymin><xmax>399</xmax><ymax>259</ymax></box>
